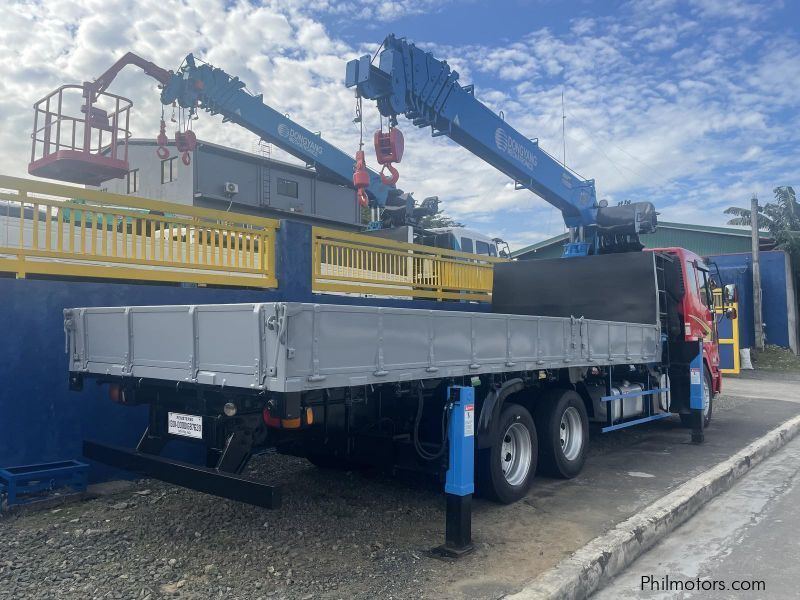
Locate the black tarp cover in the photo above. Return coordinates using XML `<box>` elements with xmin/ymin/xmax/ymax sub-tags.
<box><xmin>492</xmin><ymin>252</ymin><xmax>659</xmax><ymax>325</ymax></box>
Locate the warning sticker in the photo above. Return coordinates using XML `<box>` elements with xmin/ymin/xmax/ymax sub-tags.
<box><xmin>464</xmin><ymin>404</ymin><xmax>475</xmax><ymax>437</ymax></box>
<box><xmin>690</xmin><ymin>368</ymin><xmax>701</xmax><ymax>385</ymax></box>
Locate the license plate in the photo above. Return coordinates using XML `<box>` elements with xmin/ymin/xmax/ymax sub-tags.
<box><xmin>167</xmin><ymin>412</ymin><xmax>203</xmax><ymax>439</ymax></box>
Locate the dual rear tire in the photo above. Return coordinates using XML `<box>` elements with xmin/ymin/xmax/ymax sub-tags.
<box><xmin>477</xmin><ymin>389</ymin><xmax>589</xmax><ymax>504</ymax></box>
<box><xmin>477</xmin><ymin>402</ymin><xmax>538</xmax><ymax>504</ymax></box>
<box><xmin>535</xmin><ymin>390</ymin><xmax>589</xmax><ymax>479</ymax></box>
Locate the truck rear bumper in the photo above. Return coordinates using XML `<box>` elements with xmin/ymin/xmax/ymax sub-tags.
<box><xmin>82</xmin><ymin>440</ymin><xmax>281</xmax><ymax>508</ymax></box>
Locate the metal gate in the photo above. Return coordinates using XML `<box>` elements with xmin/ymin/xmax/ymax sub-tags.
<box><xmin>714</xmin><ymin>289</ymin><xmax>740</xmax><ymax>374</ymax></box>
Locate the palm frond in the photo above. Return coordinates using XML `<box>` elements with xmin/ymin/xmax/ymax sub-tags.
<box><xmin>724</xmin><ymin>206</ymin><xmax>751</xmax><ymax>216</ymax></box>
<box><xmin>725</xmin><ymin>217</ymin><xmax>752</xmax><ymax>227</ymax></box>
<box><xmin>724</xmin><ymin>205</ymin><xmax>773</xmax><ymax>231</ymax></box>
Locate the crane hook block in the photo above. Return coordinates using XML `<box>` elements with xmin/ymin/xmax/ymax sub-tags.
<box><xmin>174</xmin><ymin>130</ymin><xmax>197</xmax><ymax>166</ymax></box>
<box><xmin>374</xmin><ymin>128</ymin><xmax>403</xmax><ymax>185</ymax></box>
<box><xmin>374</xmin><ymin>128</ymin><xmax>404</xmax><ymax>163</ymax></box>
<box><xmin>353</xmin><ymin>149</ymin><xmax>371</xmax><ymax>208</ymax></box>
<box><xmin>175</xmin><ymin>130</ymin><xmax>197</xmax><ymax>153</ymax></box>
<box><xmin>156</xmin><ymin>118</ymin><xmax>170</xmax><ymax>159</ymax></box>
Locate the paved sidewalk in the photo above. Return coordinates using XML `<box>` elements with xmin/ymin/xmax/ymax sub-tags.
<box><xmin>594</xmin><ymin>434</ymin><xmax>800</xmax><ymax>599</ymax></box>
<box><xmin>724</xmin><ymin>371</ymin><xmax>800</xmax><ymax>402</ymax></box>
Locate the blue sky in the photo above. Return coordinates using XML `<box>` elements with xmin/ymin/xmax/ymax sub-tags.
<box><xmin>1</xmin><ymin>0</ymin><xmax>798</xmax><ymax>248</ymax></box>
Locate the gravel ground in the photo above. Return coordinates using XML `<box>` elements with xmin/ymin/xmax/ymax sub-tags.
<box><xmin>0</xmin><ymin>454</ymin><xmax>456</xmax><ymax>600</ymax></box>
<box><xmin>2</xmin><ymin>391</ymin><xmax>794</xmax><ymax>600</ymax></box>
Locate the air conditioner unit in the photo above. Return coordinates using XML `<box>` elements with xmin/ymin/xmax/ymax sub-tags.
<box><xmin>224</xmin><ymin>182</ymin><xmax>239</xmax><ymax>195</ymax></box>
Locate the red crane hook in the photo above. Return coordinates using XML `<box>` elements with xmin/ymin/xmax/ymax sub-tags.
<box><xmin>353</xmin><ymin>149</ymin><xmax>371</xmax><ymax>208</ymax></box>
<box><xmin>156</xmin><ymin>118</ymin><xmax>170</xmax><ymax>159</ymax></box>
<box><xmin>175</xmin><ymin>130</ymin><xmax>197</xmax><ymax>166</ymax></box>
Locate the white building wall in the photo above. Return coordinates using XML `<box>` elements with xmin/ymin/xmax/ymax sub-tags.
<box><xmin>96</xmin><ymin>143</ymin><xmax>194</xmax><ymax>205</ymax></box>
<box><xmin>96</xmin><ymin>141</ymin><xmax>360</xmax><ymax>226</ymax></box>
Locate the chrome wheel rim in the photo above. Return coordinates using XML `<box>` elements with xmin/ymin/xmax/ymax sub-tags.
<box><xmin>703</xmin><ymin>375</ymin><xmax>711</xmax><ymax>418</ymax></box>
<box><xmin>500</xmin><ymin>421</ymin><xmax>532</xmax><ymax>486</ymax></box>
<box><xmin>560</xmin><ymin>406</ymin><xmax>584</xmax><ymax>461</ymax></box>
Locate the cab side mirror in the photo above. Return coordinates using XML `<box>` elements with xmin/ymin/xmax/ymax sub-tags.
<box><xmin>723</xmin><ymin>284</ymin><xmax>737</xmax><ymax>303</ymax></box>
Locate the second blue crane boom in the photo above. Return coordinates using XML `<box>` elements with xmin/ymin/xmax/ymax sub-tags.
<box><xmin>345</xmin><ymin>34</ymin><xmax>657</xmax><ymax>255</ymax></box>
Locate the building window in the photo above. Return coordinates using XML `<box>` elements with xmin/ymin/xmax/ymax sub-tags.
<box><xmin>126</xmin><ymin>169</ymin><xmax>139</xmax><ymax>194</ymax></box>
<box><xmin>161</xmin><ymin>157</ymin><xmax>178</xmax><ymax>184</ymax></box>
<box><xmin>277</xmin><ymin>177</ymin><xmax>298</xmax><ymax>198</ymax></box>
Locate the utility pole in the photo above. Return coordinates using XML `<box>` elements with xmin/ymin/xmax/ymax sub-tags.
<box><xmin>751</xmin><ymin>194</ymin><xmax>765</xmax><ymax>351</ymax></box>
<box><xmin>561</xmin><ymin>89</ymin><xmax>567</xmax><ymax>166</ymax></box>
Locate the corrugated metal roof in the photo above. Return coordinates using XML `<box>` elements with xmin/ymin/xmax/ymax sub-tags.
<box><xmin>512</xmin><ymin>221</ymin><xmax>765</xmax><ymax>259</ymax></box>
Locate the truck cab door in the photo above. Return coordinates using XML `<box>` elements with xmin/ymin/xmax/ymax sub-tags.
<box><xmin>692</xmin><ymin>260</ymin><xmax>722</xmax><ymax>389</ymax></box>
<box><xmin>681</xmin><ymin>261</ymin><xmax>712</xmax><ymax>335</ymax></box>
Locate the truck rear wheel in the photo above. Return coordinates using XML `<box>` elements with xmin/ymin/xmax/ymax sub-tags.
<box><xmin>680</xmin><ymin>367</ymin><xmax>713</xmax><ymax>428</ymax></box>
<box><xmin>477</xmin><ymin>403</ymin><xmax>537</xmax><ymax>504</ymax></box>
<box><xmin>535</xmin><ymin>389</ymin><xmax>589</xmax><ymax>479</ymax></box>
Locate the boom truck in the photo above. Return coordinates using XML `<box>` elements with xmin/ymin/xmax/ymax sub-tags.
<box><xmin>53</xmin><ymin>38</ymin><xmax>731</xmax><ymax>553</ymax></box>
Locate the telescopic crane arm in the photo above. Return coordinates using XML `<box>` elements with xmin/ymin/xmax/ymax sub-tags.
<box><xmin>345</xmin><ymin>34</ymin><xmax>657</xmax><ymax>255</ymax></box>
<box><xmin>72</xmin><ymin>52</ymin><xmax>395</xmax><ymax>210</ymax></box>
<box><xmin>160</xmin><ymin>54</ymin><xmax>394</xmax><ymax>208</ymax></box>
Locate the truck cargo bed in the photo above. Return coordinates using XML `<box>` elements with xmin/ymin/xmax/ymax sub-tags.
<box><xmin>65</xmin><ymin>302</ymin><xmax>661</xmax><ymax>393</ymax></box>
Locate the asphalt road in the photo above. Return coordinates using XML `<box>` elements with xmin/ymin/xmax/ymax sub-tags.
<box><xmin>594</xmin><ymin>433</ymin><xmax>800</xmax><ymax>600</ymax></box>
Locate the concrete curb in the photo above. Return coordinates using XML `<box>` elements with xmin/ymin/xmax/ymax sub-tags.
<box><xmin>507</xmin><ymin>414</ymin><xmax>800</xmax><ymax>600</ymax></box>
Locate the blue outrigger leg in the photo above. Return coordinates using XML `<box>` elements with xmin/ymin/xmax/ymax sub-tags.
<box><xmin>435</xmin><ymin>385</ymin><xmax>475</xmax><ymax>557</ymax></box>
<box><xmin>690</xmin><ymin>340</ymin><xmax>706</xmax><ymax>444</ymax></box>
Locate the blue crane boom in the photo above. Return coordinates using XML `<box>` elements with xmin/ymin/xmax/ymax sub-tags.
<box><xmin>345</xmin><ymin>35</ymin><xmax>656</xmax><ymax>255</ymax></box>
<box><xmin>29</xmin><ymin>52</ymin><xmax>395</xmax><ymax>212</ymax></box>
<box><xmin>162</xmin><ymin>54</ymin><xmax>393</xmax><ymax>210</ymax></box>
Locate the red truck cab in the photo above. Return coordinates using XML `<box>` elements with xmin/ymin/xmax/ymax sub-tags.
<box><xmin>649</xmin><ymin>247</ymin><xmax>722</xmax><ymax>395</ymax></box>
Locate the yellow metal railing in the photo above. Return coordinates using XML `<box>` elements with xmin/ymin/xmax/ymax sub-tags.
<box><xmin>0</xmin><ymin>174</ymin><xmax>279</xmax><ymax>288</ymax></box>
<box><xmin>312</xmin><ymin>226</ymin><xmax>504</xmax><ymax>301</ymax></box>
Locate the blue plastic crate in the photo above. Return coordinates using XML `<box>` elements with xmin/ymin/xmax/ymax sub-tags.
<box><xmin>0</xmin><ymin>459</ymin><xmax>88</xmax><ymax>506</ymax></box>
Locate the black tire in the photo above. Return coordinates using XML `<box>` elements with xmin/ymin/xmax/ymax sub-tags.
<box><xmin>680</xmin><ymin>367</ymin><xmax>713</xmax><ymax>428</ymax></box>
<box><xmin>476</xmin><ymin>403</ymin><xmax>537</xmax><ymax>504</ymax></box>
<box><xmin>534</xmin><ymin>389</ymin><xmax>589</xmax><ymax>479</ymax></box>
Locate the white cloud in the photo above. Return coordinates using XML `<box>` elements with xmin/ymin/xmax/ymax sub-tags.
<box><xmin>283</xmin><ymin>0</ymin><xmax>459</xmax><ymax>22</ymax></box>
<box><xmin>0</xmin><ymin>0</ymin><xmax>797</xmax><ymax>252</ymax></box>
<box><xmin>690</xmin><ymin>0</ymin><xmax>778</xmax><ymax>21</ymax></box>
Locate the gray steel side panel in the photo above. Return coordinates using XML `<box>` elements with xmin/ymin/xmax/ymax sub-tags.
<box><xmin>66</xmin><ymin>302</ymin><xmax>661</xmax><ymax>393</ymax></box>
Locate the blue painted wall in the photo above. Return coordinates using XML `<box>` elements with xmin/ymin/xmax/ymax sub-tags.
<box><xmin>0</xmin><ymin>220</ymin><xmax>488</xmax><ymax>474</ymax></box>
<box><xmin>0</xmin><ymin>279</ymin><xmax>268</xmax><ymax>476</ymax></box>
<box><xmin>760</xmin><ymin>252</ymin><xmax>793</xmax><ymax>349</ymax></box>
<box><xmin>708</xmin><ymin>251</ymin><xmax>796</xmax><ymax>350</ymax></box>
